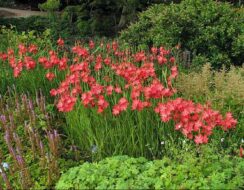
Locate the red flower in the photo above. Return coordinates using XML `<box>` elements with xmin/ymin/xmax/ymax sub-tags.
<box><xmin>81</xmin><ymin>91</ymin><xmax>94</xmax><ymax>107</ymax></box>
<box><xmin>170</xmin><ymin>66</ymin><xmax>178</xmax><ymax>79</ymax></box>
<box><xmin>71</xmin><ymin>85</ymin><xmax>82</xmax><ymax>96</ymax></box>
<box><xmin>104</xmin><ymin>57</ymin><xmax>111</xmax><ymax>65</ymax></box>
<box><xmin>58</xmin><ymin>57</ymin><xmax>68</xmax><ymax>70</ymax></box>
<box><xmin>97</xmin><ymin>95</ymin><xmax>109</xmax><ymax>113</ymax></box>
<box><xmin>131</xmin><ymin>99</ymin><xmax>150</xmax><ymax>111</ymax></box>
<box><xmin>13</xmin><ymin>64</ymin><xmax>22</xmax><ymax>78</ymax></box>
<box><xmin>114</xmin><ymin>86</ymin><xmax>122</xmax><ymax>94</ymax></box>
<box><xmin>106</xmin><ymin>85</ymin><xmax>113</xmax><ymax>96</ymax></box>
<box><xmin>57</xmin><ymin>94</ymin><xmax>76</xmax><ymax>112</ymax></box>
<box><xmin>57</xmin><ymin>37</ymin><xmax>64</xmax><ymax>47</ymax></box>
<box><xmin>95</xmin><ymin>54</ymin><xmax>103</xmax><ymax>71</ymax></box>
<box><xmin>169</xmin><ymin>57</ymin><xmax>175</xmax><ymax>64</ymax></box>
<box><xmin>151</xmin><ymin>47</ymin><xmax>158</xmax><ymax>55</ymax></box>
<box><xmin>46</xmin><ymin>72</ymin><xmax>55</xmax><ymax>81</ymax></box>
<box><xmin>72</xmin><ymin>46</ymin><xmax>89</xmax><ymax>58</ymax></box>
<box><xmin>0</xmin><ymin>52</ymin><xmax>7</xmax><ymax>61</ymax></box>
<box><xmin>112</xmin><ymin>97</ymin><xmax>128</xmax><ymax>115</ymax></box>
<box><xmin>24</xmin><ymin>56</ymin><xmax>36</xmax><ymax>70</ymax></box>
<box><xmin>89</xmin><ymin>40</ymin><xmax>95</xmax><ymax>49</ymax></box>
<box><xmin>50</xmin><ymin>89</ymin><xmax>58</xmax><ymax>96</ymax></box>
<box><xmin>91</xmin><ymin>83</ymin><xmax>103</xmax><ymax>96</ymax></box>
<box><xmin>28</xmin><ymin>44</ymin><xmax>38</xmax><ymax>54</ymax></box>
<box><xmin>39</xmin><ymin>57</ymin><xmax>53</xmax><ymax>69</ymax></box>
<box><xmin>194</xmin><ymin>134</ymin><xmax>204</xmax><ymax>144</ymax></box>
<box><xmin>221</xmin><ymin>112</ymin><xmax>237</xmax><ymax>130</ymax></box>
<box><xmin>157</xmin><ymin>55</ymin><xmax>167</xmax><ymax>65</ymax></box>
<box><xmin>134</xmin><ymin>51</ymin><xmax>146</xmax><ymax>62</ymax></box>
<box><xmin>155</xmin><ymin>98</ymin><xmax>237</xmax><ymax>144</ymax></box>
<box><xmin>240</xmin><ymin>146</ymin><xmax>243</xmax><ymax>158</ymax></box>
<box><xmin>18</xmin><ymin>44</ymin><xmax>27</xmax><ymax>55</ymax></box>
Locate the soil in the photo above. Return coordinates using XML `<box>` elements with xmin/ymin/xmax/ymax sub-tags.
<box><xmin>0</xmin><ymin>10</ymin><xmax>16</xmax><ymax>17</ymax></box>
<box><xmin>0</xmin><ymin>7</ymin><xmax>47</xmax><ymax>18</ymax></box>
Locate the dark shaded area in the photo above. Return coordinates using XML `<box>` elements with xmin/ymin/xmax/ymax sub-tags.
<box><xmin>1</xmin><ymin>0</ymin><xmax>243</xmax><ymax>39</ymax></box>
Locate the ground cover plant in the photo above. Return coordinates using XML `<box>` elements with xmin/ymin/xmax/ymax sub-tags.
<box><xmin>56</xmin><ymin>153</ymin><xmax>244</xmax><ymax>189</ymax></box>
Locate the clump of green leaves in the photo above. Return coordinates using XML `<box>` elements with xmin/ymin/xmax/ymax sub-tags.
<box><xmin>56</xmin><ymin>151</ymin><xmax>244</xmax><ymax>189</ymax></box>
<box><xmin>39</xmin><ymin>0</ymin><xmax>60</xmax><ymax>11</ymax></box>
<box><xmin>120</xmin><ymin>0</ymin><xmax>244</xmax><ymax>68</ymax></box>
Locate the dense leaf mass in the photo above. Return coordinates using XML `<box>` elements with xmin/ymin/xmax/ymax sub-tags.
<box><xmin>120</xmin><ymin>0</ymin><xmax>244</xmax><ymax>68</ymax></box>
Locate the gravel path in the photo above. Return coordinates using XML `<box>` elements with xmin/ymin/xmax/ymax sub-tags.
<box><xmin>0</xmin><ymin>7</ymin><xmax>47</xmax><ymax>18</ymax></box>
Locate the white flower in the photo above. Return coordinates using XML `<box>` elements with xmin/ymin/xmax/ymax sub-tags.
<box><xmin>161</xmin><ymin>141</ymin><xmax>165</xmax><ymax>145</ymax></box>
<box><xmin>91</xmin><ymin>145</ymin><xmax>98</xmax><ymax>153</ymax></box>
<box><xmin>221</xmin><ymin>138</ymin><xmax>224</xmax><ymax>142</ymax></box>
<box><xmin>0</xmin><ymin>162</ymin><xmax>9</xmax><ymax>173</ymax></box>
<box><xmin>2</xmin><ymin>162</ymin><xmax>9</xmax><ymax>169</ymax></box>
<box><xmin>241</xmin><ymin>139</ymin><xmax>244</xmax><ymax>143</ymax></box>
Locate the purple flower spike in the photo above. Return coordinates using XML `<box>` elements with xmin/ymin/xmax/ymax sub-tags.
<box><xmin>0</xmin><ymin>115</ymin><xmax>6</xmax><ymax>124</ymax></box>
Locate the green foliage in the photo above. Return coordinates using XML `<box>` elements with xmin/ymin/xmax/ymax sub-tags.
<box><xmin>0</xmin><ymin>16</ymin><xmax>50</xmax><ymax>33</ymax></box>
<box><xmin>55</xmin><ymin>0</ymin><xmax>167</xmax><ymax>37</ymax></box>
<box><xmin>120</xmin><ymin>0</ymin><xmax>244</xmax><ymax>68</ymax></box>
<box><xmin>56</xmin><ymin>150</ymin><xmax>244</xmax><ymax>189</ymax></box>
<box><xmin>39</xmin><ymin>0</ymin><xmax>60</xmax><ymax>11</ymax></box>
<box><xmin>65</xmin><ymin>101</ymin><xmax>178</xmax><ymax>161</ymax></box>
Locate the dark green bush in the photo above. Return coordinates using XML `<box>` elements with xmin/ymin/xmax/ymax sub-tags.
<box><xmin>0</xmin><ymin>16</ymin><xmax>50</xmax><ymax>33</ymax></box>
<box><xmin>56</xmin><ymin>152</ymin><xmax>244</xmax><ymax>189</ymax></box>
<box><xmin>120</xmin><ymin>0</ymin><xmax>244</xmax><ymax>68</ymax></box>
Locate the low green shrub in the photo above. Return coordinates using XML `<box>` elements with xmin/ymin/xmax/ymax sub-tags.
<box><xmin>120</xmin><ymin>0</ymin><xmax>244</xmax><ymax>68</ymax></box>
<box><xmin>0</xmin><ymin>16</ymin><xmax>50</xmax><ymax>33</ymax></box>
<box><xmin>56</xmin><ymin>151</ymin><xmax>244</xmax><ymax>189</ymax></box>
<box><xmin>38</xmin><ymin>0</ymin><xmax>60</xmax><ymax>11</ymax></box>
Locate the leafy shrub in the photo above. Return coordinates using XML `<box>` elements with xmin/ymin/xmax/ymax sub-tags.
<box><xmin>120</xmin><ymin>0</ymin><xmax>244</xmax><ymax>68</ymax></box>
<box><xmin>0</xmin><ymin>16</ymin><xmax>50</xmax><ymax>33</ymax></box>
<box><xmin>56</xmin><ymin>152</ymin><xmax>244</xmax><ymax>189</ymax></box>
<box><xmin>39</xmin><ymin>0</ymin><xmax>60</xmax><ymax>11</ymax></box>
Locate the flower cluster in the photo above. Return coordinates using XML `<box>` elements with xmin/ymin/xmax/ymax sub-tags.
<box><xmin>0</xmin><ymin>39</ymin><xmax>237</xmax><ymax>144</ymax></box>
<box><xmin>155</xmin><ymin>98</ymin><xmax>237</xmax><ymax>144</ymax></box>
